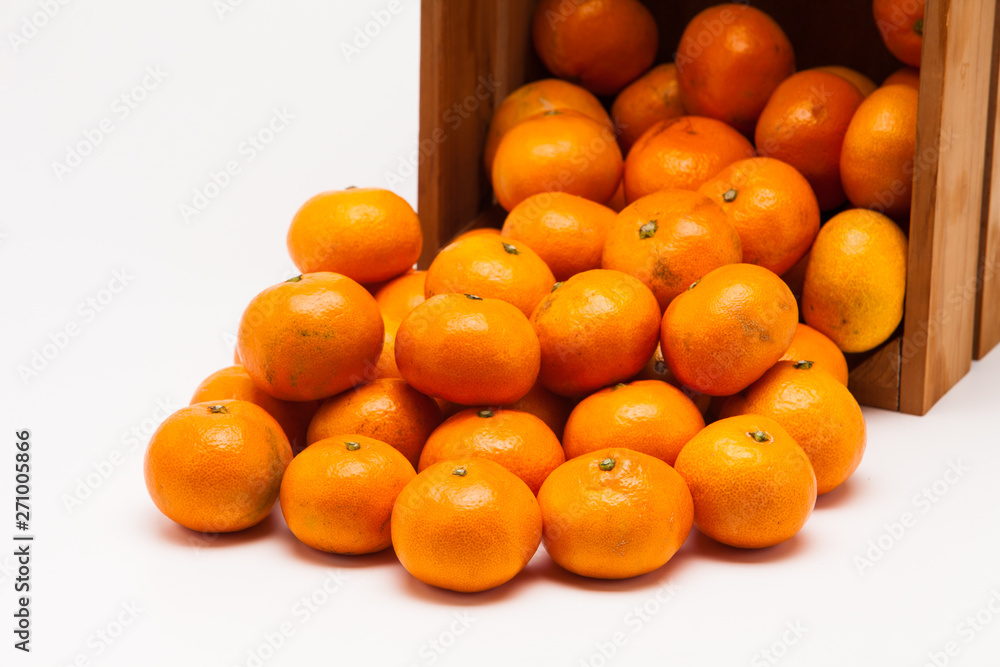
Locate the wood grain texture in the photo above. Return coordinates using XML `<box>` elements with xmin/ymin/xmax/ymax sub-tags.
<box><xmin>848</xmin><ymin>337</ymin><xmax>902</xmax><ymax>411</ymax></box>
<box><xmin>975</xmin><ymin>5</ymin><xmax>1000</xmax><ymax>360</ymax></box>
<box><xmin>900</xmin><ymin>0</ymin><xmax>996</xmax><ymax>414</ymax></box>
<box><xmin>417</xmin><ymin>0</ymin><xmax>538</xmax><ymax>268</ymax></box>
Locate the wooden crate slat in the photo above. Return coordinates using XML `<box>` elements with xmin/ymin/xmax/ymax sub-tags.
<box><xmin>848</xmin><ymin>337</ymin><xmax>902</xmax><ymax>411</ymax></box>
<box><xmin>975</xmin><ymin>3</ymin><xmax>1000</xmax><ymax>360</ymax></box>
<box><xmin>900</xmin><ymin>0</ymin><xmax>996</xmax><ymax>414</ymax></box>
<box><xmin>417</xmin><ymin>0</ymin><xmax>536</xmax><ymax>267</ymax></box>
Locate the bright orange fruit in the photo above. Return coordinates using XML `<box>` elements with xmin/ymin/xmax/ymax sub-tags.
<box><xmin>781</xmin><ymin>323</ymin><xmax>850</xmax><ymax>386</ymax></box>
<box><xmin>144</xmin><ymin>400</ymin><xmax>293</xmax><ymax>533</ymax></box>
<box><xmin>532</xmin><ymin>0</ymin><xmax>658</xmax><ymax>95</ymax></box>
<box><xmin>840</xmin><ymin>84</ymin><xmax>918</xmax><ymax>221</ymax></box>
<box><xmin>755</xmin><ymin>71</ymin><xmax>866</xmax><ymax>211</ymax></box>
<box><xmin>502</xmin><ymin>381</ymin><xmax>575</xmax><ymax>440</ymax></box>
<box><xmin>484</xmin><ymin>78</ymin><xmax>613</xmax><ymax>174</ymax></box>
<box><xmin>418</xmin><ymin>408</ymin><xmax>565</xmax><ymax>495</ymax></box>
<box><xmin>674</xmin><ymin>415</ymin><xmax>816</xmax><ymax>548</ymax></box>
<box><xmin>611</xmin><ymin>63</ymin><xmax>686</xmax><ymax>154</ymax></box>
<box><xmin>721</xmin><ymin>360</ymin><xmax>866</xmax><ymax>495</ymax></box>
<box><xmin>699</xmin><ymin>157</ymin><xmax>820</xmax><ymax>275</ymax></box>
<box><xmin>501</xmin><ymin>192</ymin><xmax>617</xmax><ymax>282</ymax></box>
<box><xmin>492</xmin><ymin>110</ymin><xmax>623</xmax><ymax>211</ymax></box>
<box><xmin>374</xmin><ymin>270</ymin><xmax>426</xmax><ymax>323</ymax></box>
<box><xmin>425</xmin><ymin>233</ymin><xmax>556</xmax><ymax>318</ymax></box>
<box><xmin>676</xmin><ymin>4</ymin><xmax>795</xmax><ymax>135</ymax></box>
<box><xmin>392</xmin><ymin>458</ymin><xmax>542</xmax><ymax>592</ymax></box>
<box><xmin>306</xmin><ymin>378</ymin><xmax>443</xmax><ymax>468</ymax></box>
<box><xmin>287</xmin><ymin>188</ymin><xmax>422</xmax><ymax>284</ymax></box>
<box><xmin>538</xmin><ymin>448</ymin><xmax>693</xmax><ymax>578</ymax></box>
<box><xmin>624</xmin><ymin>116</ymin><xmax>754</xmax><ymax>203</ymax></box>
<box><xmin>279</xmin><ymin>435</ymin><xmax>414</xmax><ymax>554</ymax></box>
<box><xmin>802</xmin><ymin>208</ymin><xmax>908</xmax><ymax>353</ymax></box>
<box><xmin>237</xmin><ymin>273</ymin><xmax>384</xmax><ymax>401</ymax></box>
<box><xmin>873</xmin><ymin>0</ymin><xmax>924</xmax><ymax>67</ymax></box>
<box><xmin>660</xmin><ymin>263</ymin><xmax>798</xmax><ymax>396</ymax></box>
<box><xmin>532</xmin><ymin>269</ymin><xmax>660</xmax><ymax>397</ymax></box>
<box><xmin>396</xmin><ymin>293</ymin><xmax>540</xmax><ymax>405</ymax></box>
<box><xmin>602</xmin><ymin>189</ymin><xmax>742</xmax><ymax>311</ymax></box>
<box><xmin>190</xmin><ymin>365</ymin><xmax>319</xmax><ymax>455</ymax></box>
<box><xmin>372</xmin><ymin>316</ymin><xmax>402</xmax><ymax>380</ymax></box>
<box><xmin>562</xmin><ymin>380</ymin><xmax>704</xmax><ymax>466</ymax></box>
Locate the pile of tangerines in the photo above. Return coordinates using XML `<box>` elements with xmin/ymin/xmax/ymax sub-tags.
<box><xmin>145</xmin><ymin>1</ymin><xmax>923</xmax><ymax>592</ymax></box>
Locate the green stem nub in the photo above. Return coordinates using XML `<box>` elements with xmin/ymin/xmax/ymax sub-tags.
<box><xmin>345</xmin><ymin>441</ymin><xmax>361</xmax><ymax>451</ymax></box>
<box><xmin>688</xmin><ymin>280</ymin><xmax>700</xmax><ymax>290</ymax></box>
<box><xmin>914</xmin><ymin>18</ymin><xmax>923</xmax><ymax>35</ymax></box>
<box><xmin>793</xmin><ymin>360</ymin><xmax>814</xmax><ymax>370</ymax></box>
<box><xmin>748</xmin><ymin>430</ymin><xmax>771</xmax><ymax>443</ymax></box>
<box><xmin>453</xmin><ymin>466</ymin><xmax>468</xmax><ymax>477</ymax></box>
<box><xmin>723</xmin><ymin>188</ymin><xmax>738</xmax><ymax>203</ymax></box>
<box><xmin>551</xmin><ymin>282</ymin><xmax>562</xmax><ymax>292</ymax></box>
<box><xmin>209</xmin><ymin>404</ymin><xmax>228</xmax><ymax>414</ymax></box>
<box><xmin>286</xmin><ymin>275</ymin><xmax>303</xmax><ymax>282</ymax></box>
<box><xmin>639</xmin><ymin>221</ymin><xmax>658</xmax><ymax>239</ymax></box>
<box><xmin>464</xmin><ymin>294</ymin><xmax>483</xmax><ymax>300</ymax></box>
<box><xmin>613</xmin><ymin>383</ymin><xmax>627</xmax><ymax>390</ymax></box>
<box><xmin>502</xmin><ymin>242</ymin><xmax>520</xmax><ymax>255</ymax></box>
<box><xmin>599</xmin><ymin>458</ymin><xmax>616</xmax><ymax>471</ymax></box>
<box><xmin>477</xmin><ymin>409</ymin><xmax>494</xmax><ymax>418</ymax></box>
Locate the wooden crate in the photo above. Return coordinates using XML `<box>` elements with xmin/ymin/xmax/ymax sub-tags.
<box><xmin>418</xmin><ymin>0</ymin><xmax>1000</xmax><ymax>415</ymax></box>
<box><xmin>977</xmin><ymin>4</ymin><xmax>1000</xmax><ymax>360</ymax></box>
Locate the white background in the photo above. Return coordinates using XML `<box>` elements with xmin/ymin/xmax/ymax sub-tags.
<box><xmin>2</xmin><ymin>1</ymin><xmax>1000</xmax><ymax>665</ymax></box>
